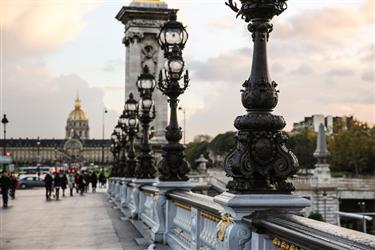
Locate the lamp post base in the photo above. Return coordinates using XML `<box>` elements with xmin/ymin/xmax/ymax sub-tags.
<box><xmin>214</xmin><ymin>192</ymin><xmax>311</xmax><ymax>220</ymax></box>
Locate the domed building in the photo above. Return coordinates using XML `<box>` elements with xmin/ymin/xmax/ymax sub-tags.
<box><xmin>1</xmin><ymin>96</ymin><xmax>112</xmax><ymax>166</ymax></box>
<box><xmin>65</xmin><ymin>97</ymin><xmax>90</xmax><ymax>139</ymax></box>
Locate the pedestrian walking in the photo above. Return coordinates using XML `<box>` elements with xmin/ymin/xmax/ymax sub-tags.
<box><xmin>77</xmin><ymin>171</ymin><xmax>85</xmax><ymax>196</ymax></box>
<box><xmin>74</xmin><ymin>173</ymin><xmax>80</xmax><ymax>193</ymax></box>
<box><xmin>99</xmin><ymin>171</ymin><xmax>106</xmax><ymax>188</ymax></box>
<box><xmin>83</xmin><ymin>172</ymin><xmax>90</xmax><ymax>193</ymax></box>
<box><xmin>9</xmin><ymin>172</ymin><xmax>18</xmax><ymax>199</ymax></box>
<box><xmin>91</xmin><ymin>171</ymin><xmax>97</xmax><ymax>193</ymax></box>
<box><xmin>0</xmin><ymin>171</ymin><xmax>11</xmax><ymax>208</ymax></box>
<box><xmin>67</xmin><ymin>173</ymin><xmax>75</xmax><ymax>196</ymax></box>
<box><xmin>44</xmin><ymin>173</ymin><xmax>53</xmax><ymax>201</ymax></box>
<box><xmin>61</xmin><ymin>173</ymin><xmax>68</xmax><ymax>197</ymax></box>
<box><xmin>54</xmin><ymin>172</ymin><xmax>62</xmax><ymax>200</ymax></box>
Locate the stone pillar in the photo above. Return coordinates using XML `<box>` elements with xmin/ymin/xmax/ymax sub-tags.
<box><xmin>313</xmin><ymin>123</ymin><xmax>331</xmax><ymax>183</ymax></box>
<box><xmin>116</xmin><ymin>1</ymin><xmax>172</xmax><ymax>157</ymax></box>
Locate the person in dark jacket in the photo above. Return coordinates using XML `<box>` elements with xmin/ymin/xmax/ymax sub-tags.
<box><xmin>0</xmin><ymin>171</ymin><xmax>11</xmax><ymax>208</ymax></box>
<box><xmin>44</xmin><ymin>173</ymin><xmax>53</xmax><ymax>201</ymax></box>
<box><xmin>99</xmin><ymin>171</ymin><xmax>106</xmax><ymax>188</ymax></box>
<box><xmin>61</xmin><ymin>173</ymin><xmax>68</xmax><ymax>197</ymax></box>
<box><xmin>91</xmin><ymin>172</ymin><xmax>98</xmax><ymax>193</ymax></box>
<box><xmin>77</xmin><ymin>171</ymin><xmax>85</xmax><ymax>196</ymax></box>
<box><xmin>9</xmin><ymin>172</ymin><xmax>18</xmax><ymax>199</ymax></box>
<box><xmin>83</xmin><ymin>172</ymin><xmax>90</xmax><ymax>193</ymax></box>
<box><xmin>54</xmin><ymin>173</ymin><xmax>62</xmax><ymax>200</ymax></box>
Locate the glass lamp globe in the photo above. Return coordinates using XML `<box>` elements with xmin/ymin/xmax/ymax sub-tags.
<box><xmin>168</xmin><ymin>58</ymin><xmax>184</xmax><ymax>74</ymax></box>
<box><xmin>128</xmin><ymin>118</ymin><xmax>137</xmax><ymax>128</ymax></box>
<box><xmin>141</xmin><ymin>98</ymin><xmax>153</xmax><ymax>110</ymax></box>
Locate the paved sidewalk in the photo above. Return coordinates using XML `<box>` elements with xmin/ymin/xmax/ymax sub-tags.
<box><xmin>0</xmin><ymin>188</ymin><xmax>143</xmax><ymax>250</ymax></box>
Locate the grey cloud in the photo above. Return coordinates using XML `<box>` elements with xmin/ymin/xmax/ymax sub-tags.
<box><xmin>343</xmin><ymin>92</ymin><xmax>374</xmax><ymax>105</ymax></box>
<box><xmin>3</xmin><ymin>61</ymin><xmax>120</xmax><ymax>140</ymax></box>
<box><xmin>290</xmin><ymin>64</ymin><xmax>314</xmax><ymax>75</ymax></box>
<box><xmin>190</xmin><ymin>47</ymin><xmax>251</xmax><ymax>84</ymax></box>
<box><xmin>102</xmin><ymin>58</ymin><xmax>124</xmax><ymax>72</ymax></box>
<box><xmin>362</xmin><ymin>69</ymin><xmax>375</xmax><ymax>82</ymax></box>
<box><xmin>325</xmin><ymin>68</ymin><xmax>354</xmax><ymax>77</ymax></box>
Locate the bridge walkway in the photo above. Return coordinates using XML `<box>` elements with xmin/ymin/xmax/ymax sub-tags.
<box><xmin>0</xmin><ymin>188</ymin><xmax>144</xmax><ymax>250</ymax></box>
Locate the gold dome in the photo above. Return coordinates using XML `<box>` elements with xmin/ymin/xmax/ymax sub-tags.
<box><xmin>68</xmin><ymin>98</ymin><xmax>88</xmax><ymax>121</ymax></box>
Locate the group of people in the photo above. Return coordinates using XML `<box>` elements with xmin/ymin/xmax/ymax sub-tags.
<box><xmin>0</xmin><ymin>171</ymin><xmax>19</xmax><ymax>208</ymax></box>
<box><xmin>44</xmin><ymin>170</ymin><xmax>107</xmax><ymax>201</ymax></box>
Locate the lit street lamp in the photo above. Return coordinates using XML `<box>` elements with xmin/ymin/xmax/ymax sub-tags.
<box><xmin>135</xmin><ymin>66</ymin><xmax>157</xmax><ymax>179</ymax></box>
<box><xmin>157</xmin><ymin>11</ymin><xmax>190</xmax><ymax>181</ymax></box>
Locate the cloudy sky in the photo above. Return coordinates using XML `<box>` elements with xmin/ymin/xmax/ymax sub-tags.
<box><xmin>1</xmin><ymin>0</ymin><xmax>374</xmax><ymax>142</ymax></box>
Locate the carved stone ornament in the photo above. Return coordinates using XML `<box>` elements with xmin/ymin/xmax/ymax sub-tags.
<box><xmin>123</xmin><ymin>31</ymin><xmax>145</xmax><ymax>46</ymax></box>
<box><xmin>224</xmin><ymin>0</ymin><xmax>298</xmax><ymax>194</ymax></box>
<box><xmin>141</xmin><ymin>41</ymin><xmax>158</xmax><ymax>75</ymax></box>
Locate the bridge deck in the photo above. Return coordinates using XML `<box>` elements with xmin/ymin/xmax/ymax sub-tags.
<box><xmin>0</xmin><ymin>188</ymin><xmax>143</xmax><ymax>250</ymax></box>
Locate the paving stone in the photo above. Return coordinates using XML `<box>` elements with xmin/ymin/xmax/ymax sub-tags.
<box><xmin>0</xmin><ymin>188</ymin><xmax>143</xmax><ymax>250</ymax></box>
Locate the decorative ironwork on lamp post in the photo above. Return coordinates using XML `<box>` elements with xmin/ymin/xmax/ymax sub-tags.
<box><xmin>157</xmin><ymin>11</ymin><xmax>190</xmax><ymax>182</ymax></box>
<box><xmin>110</xmin><ymin>130</ymin><xmax>121</xmax><ymax>177</ymax></box>
<box><xmin>124</xmin><ymin>93</ymin><xmax>139</xmax><ymax>178</ymax></box>
<box><xmin>117</xmin><ymin>115</ymin><xmax>128</xmax><ymax>177</ymax></box>
<box><xmin>135</xmin><ymin>66</ymin><xmax>157</xmax><ymax>179</ymax></box>
<box><xmin>224</xmin><ymin>0</ymin><xmax>298</xmax><ymax>193</ymax></box>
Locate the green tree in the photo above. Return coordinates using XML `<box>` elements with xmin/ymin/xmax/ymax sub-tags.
<box><xmin>287</xmin><ymin>129</ymin><xmax>317</xmax><ymax>171</ymax></box>
<box><xmin>185</xmin><ymin>135</ymin><xmax>211</xmax><ymax>168</ymax></box>
<box><xmin>209</xmin><ymin>131</ymin><xmax>236</xmax><ymax>155</ymax></box>
<box><xmin>328</xmin><ymin>120</ymin><xmax>375</xmax><ymax>175</ymax></box>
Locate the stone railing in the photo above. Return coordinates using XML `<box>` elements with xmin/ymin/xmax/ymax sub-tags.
<box><xmin>250</xmin><ymin>213</ymin><xmax>375</xmax><ymax>250</ymax></box>
<box><xmin>107</xmin><ymin>178</ymin><xmax>375</xmax><ymax>250</ymax></box>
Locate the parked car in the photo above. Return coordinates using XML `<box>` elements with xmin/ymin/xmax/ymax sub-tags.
<box><xmin>18</xmin><ymin>176</ymin><xmax>45</xmax><ymax>189</ymax></box>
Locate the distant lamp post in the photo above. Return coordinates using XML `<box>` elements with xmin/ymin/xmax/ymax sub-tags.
<box><xmin>110</xmin><ymin>130</ymin><xmax>120</xmax><ymax>177</ymax></box>
<box><xmin>322</xmin><ymin>191</ymin><xmax>327</xmax><ymax>221</ymax></box>
<box><xmin>223</xmin><ymin>0</ymin><xmax>297</xmax><ymax>193</ymax></box>
<box><xmin>118</xmin><ymin>115</ymin><xmax>128</xmax><ymax>177</ymax></box>
<box><xmin>102</xmin><ymin>108</ymin><xmax>108</xmax><ymax>164</ymax></box>
<box><xmin>178</xmin><ymin>106</ymin><xmax>186</xmax><ymax>145</ymax></box>
<box><xmin>36</xmin><ymin>137</ymin><xmax>41</xmax><ymax>179</ymax></box>
<box><xmin>135</xmin><ymin>66</ymin><xmax>157</xmax><ymax>179</ymax></box>
<box><xmin>157</xmin><ymin>11</ymin><xmax>191</xmax><ymax>181</ymax></box>
<box><xmin>2</xmin><ymin>114</ymin><xmax>9</xmax><ymax>157</ymax></box>
<box><xmin>1</xmin><ymin>114</ymin><xmax>9</xmax><ymax>171</ymax></box>
<box><xmin>124</xmin><ymin>93</ymin><xmax>138</xmax><ymax>178</ymax></box>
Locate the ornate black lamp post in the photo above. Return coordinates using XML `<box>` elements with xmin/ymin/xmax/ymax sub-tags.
<box><xmin>110</xmin><ymin>130</ymin><xmax>121</xmax><ymax>177</ymax></box>
<box><xmin>124</xmin><ymin>93</ymin><xmax>138</xmax><ymax>178</ymax></box>
<box><xmin>2</xmin><ymin>114</ymin><xmax>8</xmax><ymax>157</ymax></box>
<box><xmin>223</xmin><ymin>0</ymin><xmax>298</xmax><ymax>193</ymax></box>
<box><xmin>117</xmin><ymin>116</ymin><xmax>128</xmax><ymax>177</ymax></box>
<box><xmin>157</xmin><ymin>12</ymin><xmax>190</xmax><ymax>182</ymax></box>
<box><xmin>135</xmin><ymin>66</ymin><xmax>157</xmax><ymax>179</ymax></box>
<box><xmin>1</xmin><ymin>114</ymin><xmax>8</xmax><ymax>171</ymax></box>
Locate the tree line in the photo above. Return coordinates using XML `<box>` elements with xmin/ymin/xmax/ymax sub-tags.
<box><xmin>185</xmin><ymin>119</ymin><xmax>375</xmax><ymax>176</ymax></box>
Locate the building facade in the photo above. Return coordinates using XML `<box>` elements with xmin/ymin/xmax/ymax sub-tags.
<box><xmin>0</xmin><ymin>98</ymin><xmax>112</xmax><ymax>165</ymax></box>
<box><xmin>292</xmin><ymin>114</ymin><xmax>353</xmax><ymax>135</ymax></box>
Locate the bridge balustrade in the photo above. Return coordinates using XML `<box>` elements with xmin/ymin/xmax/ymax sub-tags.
<box><xmin>107</xmin><ymin>178</ymin><xmax>375</xmax><ymax>250</ymax></box>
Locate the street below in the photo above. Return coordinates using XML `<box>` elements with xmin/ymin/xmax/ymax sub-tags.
<box><xmin>0</xmin><ymin>188</ymin><xmax>143</xmax><ymax>250</ymax></box>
